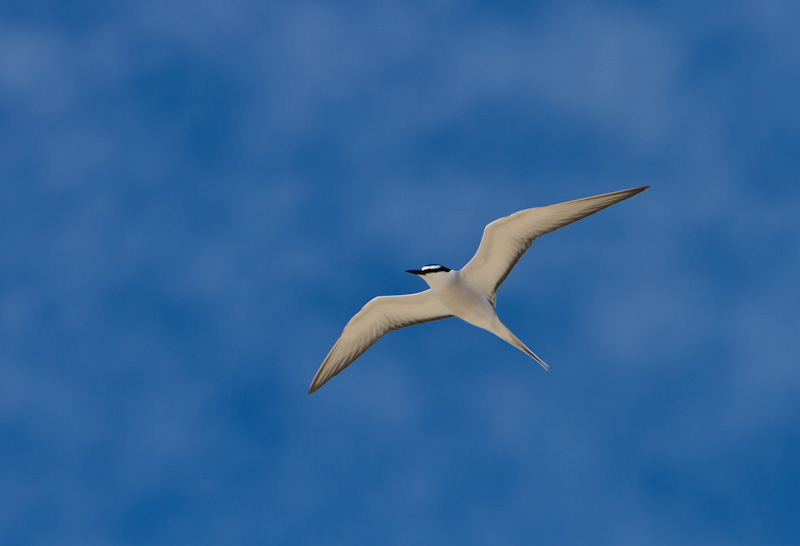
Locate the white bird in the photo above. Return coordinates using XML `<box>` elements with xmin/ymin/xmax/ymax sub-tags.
<box><xmin>309</xmin><ymin>186</ymin><xmax>649</xmax><ymax>394</ymax></box>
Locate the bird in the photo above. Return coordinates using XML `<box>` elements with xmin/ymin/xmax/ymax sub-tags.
<box><xmin>309</xmin><ymin>186</ymin><xmax>649</xmax><ymax>394</ymax></box>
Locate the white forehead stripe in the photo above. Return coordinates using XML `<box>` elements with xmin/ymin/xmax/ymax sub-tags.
<box><xmin>421</xmin><ymin>265</ymin><xmax>441</xmax><ymax>271</ymax></box>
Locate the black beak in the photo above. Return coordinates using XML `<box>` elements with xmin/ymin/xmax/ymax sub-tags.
<box><xmin>406</xmin><ymin>269</ymin><xmax>424</xmax><ymax>275</ymax></box>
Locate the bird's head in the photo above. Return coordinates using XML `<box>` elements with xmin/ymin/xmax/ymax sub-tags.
<box><xmin>406</xmin><ymin>265</ymin><xmax>453</xmax><ymax>287</ymax></box>
<box><xmin>406</xmin><ymin>264</ymin><xmax>451</xmax><ymax>275</ymax></box>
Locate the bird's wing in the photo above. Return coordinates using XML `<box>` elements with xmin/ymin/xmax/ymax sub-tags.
<box><xmin>460</xmin><ymin>186</ymin><xmax>649</xmax><ymax>303</ymax></box>
<box><xmin>309</xmin><ymin>290</ymin><xmax>453</xmax><ymax>394</ymax></box>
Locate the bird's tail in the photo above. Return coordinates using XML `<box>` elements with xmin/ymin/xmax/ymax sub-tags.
<box><xmin>493</xmin><ymin>322</ymin><xmax>549</xmax><ymax>370</ymax></box>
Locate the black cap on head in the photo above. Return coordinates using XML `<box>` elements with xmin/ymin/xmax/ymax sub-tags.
<box><xmin>406</xmin><ymin>264</ymin><xmax>451</xmax><ymax>275</ymax></box>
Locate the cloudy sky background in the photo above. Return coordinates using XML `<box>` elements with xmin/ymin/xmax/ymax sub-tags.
<box><xmin>2</xmin><ymin>1</ymin><xmax>799</xmax><ymax>544</ymax></box>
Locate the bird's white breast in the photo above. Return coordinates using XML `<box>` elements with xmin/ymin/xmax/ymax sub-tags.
<box><xmin>422</xmin><ymin>271</ymin><xmax>497</xmax><ymax>329</ymax></box>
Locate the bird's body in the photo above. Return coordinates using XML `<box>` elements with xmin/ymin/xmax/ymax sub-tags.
<box><xmin>422</xmin><ymin>269</ymin><xmax>493</xmax><ymax>327</ymax></box>
<box><xmin>309</xmin><ymin>186</ymin><xmax>649</xmax><ymax>394</ymax></box>
<box><xmin>414</xmin><ymin>268</ymin><xmax>543</xmax><ymax>365</ymax></box>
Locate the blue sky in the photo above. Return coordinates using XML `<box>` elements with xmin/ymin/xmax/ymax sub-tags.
<box><xmin>2</xmin><ymin>1</ymin><xmax>799</xmax><ymax>544</ymax></box>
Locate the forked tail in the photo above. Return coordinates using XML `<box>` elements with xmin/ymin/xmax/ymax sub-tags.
<box><xmin>491</xmin><ymin>321</ymin><xmax>549</xmax><ymax>370</ymax></box>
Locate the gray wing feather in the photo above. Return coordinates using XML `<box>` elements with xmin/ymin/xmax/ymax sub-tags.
<box><xmin>460</xmin><ymin>186</ymin><xmax>649</xmax><ymax>303</ymax></box>
<box><xmin>309</xmin><ymin>290</ymin><xmax>453</xmax><ymax>394</ymax></box>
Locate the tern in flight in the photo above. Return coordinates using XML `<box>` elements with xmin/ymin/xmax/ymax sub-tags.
<box><xmin>309</xmin><ymin>186</ymin><xmax>649</xmax><ymax>394</ymax></box>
